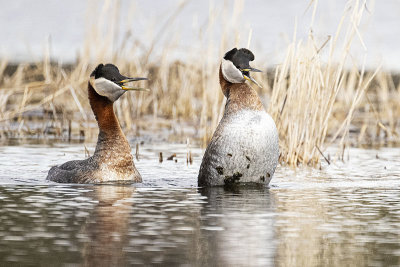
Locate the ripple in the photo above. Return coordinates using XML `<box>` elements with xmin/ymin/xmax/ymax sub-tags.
<box><xmin>0</xmin><ymin>144</ymin><xmax>400</xmax><ymax>266</ymax></box>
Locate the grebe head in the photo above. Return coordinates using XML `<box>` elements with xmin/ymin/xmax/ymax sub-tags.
<box><xmin>89</xmin><ymin>63</ymin><xmax>148</xmax><ymax>102</ymax></box>
<box><xmin>221</xmin><ymin>48</ymin><xmax>262</xmax><ymax>88</ymax></box>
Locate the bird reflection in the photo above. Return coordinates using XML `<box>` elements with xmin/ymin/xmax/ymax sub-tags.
<box><xmin>197</xmin><ymin>186</ymin><xmax>277</xmax><ymax>266</ymax></box>
<box><xmin>82</xmin><ymin>185</ymin><xmax>134</xmax><ymax>267</ymax></box>
<box><xmin>78</xmin><ymin>185</ymin><xmax>276</xmax><ymax>266</ymax></box>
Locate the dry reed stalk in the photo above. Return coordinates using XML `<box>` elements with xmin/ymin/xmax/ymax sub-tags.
<box><xmin>267</xmin><ymin>0</ymin><xmax>380</xmax><ymax>165</ymax></box>
<box><xmin>0</xmin><ymin>0</ymin><xmax>398</xmax><ymax>166</ymax></box>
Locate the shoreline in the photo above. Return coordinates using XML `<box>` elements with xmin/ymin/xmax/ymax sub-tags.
<box><xmin>1</xmin><ymin>59</ymin><xmax>399</xmax><ymax>165</ymax></box>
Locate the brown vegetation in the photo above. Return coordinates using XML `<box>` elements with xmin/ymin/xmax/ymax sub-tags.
<box><xmin>0</xmin><ymin>0</ymin><xmax>398</xmax><ymax>166</ymax></box>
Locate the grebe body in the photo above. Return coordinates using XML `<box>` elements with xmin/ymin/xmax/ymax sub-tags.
<box><xmin>47</xmin><ymin>64</ymin><xmax>147</xmax><ymax>183</ymax></box>
<box><xmin>198</xmin><ymin>48</ymin><xmax>279</xmax><ymax>187</ymax></box>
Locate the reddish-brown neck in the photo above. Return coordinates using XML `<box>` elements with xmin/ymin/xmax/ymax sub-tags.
<box><xmin>219</xmin><ymin>65</ymin><xmax>264</xmax><ymax>114</ymax></box>
<box><xmin>87</xmin><ymin>82</ymin><xmax>134</xmax><ymax>170</ymax></box>
<box><xmin>88</xmin><ymin>82</ymin><xmax>122</xmax><ymax>136</ymax></box>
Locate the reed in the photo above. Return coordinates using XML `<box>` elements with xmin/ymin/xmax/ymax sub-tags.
<box><xmin>267</xmin><ymin>0</ymin><xmax>384</xmax><ymax>165</ymax></box>
<box><xmin>0</xmin><ymin>0</ymin><xmax>398</xmax><ymax>167</ymax></box>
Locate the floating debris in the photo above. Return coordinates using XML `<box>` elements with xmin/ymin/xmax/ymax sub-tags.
<box><xmin>159</xmin><ymin>152</ymin><xmax>163</xmax><ymax>163</ymax></box>
<box><xmin>84</xmin><ymin>144</ymin><xmax>90</xmax><ymax>158</ymax></box>
<box><xmin>186</xmin><ymin>138</ymin><xmax>193</xmax><ymax>165</ymax></box>
<box><xmin>188</xmin><ymin>151</ymin><xmax>193</xmax><ymax>165</ymax></box>
<box><xmin>135</xmin><ymin>143</ymin><xmax>139</xmax><ymax>161</ymax></box>
<box><xmin>167</xmin><ymin>153</ymin><xmax>177</xmax><ymax>160</ymax></box>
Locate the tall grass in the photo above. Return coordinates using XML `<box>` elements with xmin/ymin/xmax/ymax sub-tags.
<box><xmin>267</xmin><ymin>0</ymin><xmax>383</xmax><ymax>165</ymax></box>
<box><xmin>0</xmin><ymin>0</ymin><xmax>398</xmax><ymax>166</ymax></box>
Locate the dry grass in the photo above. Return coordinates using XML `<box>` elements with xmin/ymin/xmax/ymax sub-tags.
<box><xmin>0</xmin><ymin>0</ymin><xmax>398</xmax><ymax>166</ymax></box>
<box><xmin>266</xmin><ymin>0</ymin><xmax>389</xmax><ymax>165</ymax></box>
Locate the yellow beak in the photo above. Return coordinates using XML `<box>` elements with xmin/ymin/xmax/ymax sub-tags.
<box><xmin>119</xmin><ymin>77</ymin><xmax>149</xmax><ymax>91</ymax></box>
<box><xmin>243</xmin><ymin>75</ymin><xmax>262</xmax><ymax>88</ymax></box>
<box><xmin>121</xmin><ymin>86</ymin><xmax>150</xmax><ymax>91</ymax></box>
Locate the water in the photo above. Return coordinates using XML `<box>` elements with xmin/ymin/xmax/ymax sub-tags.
<box><xmin>0</xmin><ymin>142</ymin><xmax>400</xmax><ymax>266</ymax></box>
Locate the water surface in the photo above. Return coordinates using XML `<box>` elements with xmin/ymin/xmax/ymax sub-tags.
<box><xmin>0</xmin><ymin>142</ymin><xmax>399</xmax><ymax>266</ymax></box>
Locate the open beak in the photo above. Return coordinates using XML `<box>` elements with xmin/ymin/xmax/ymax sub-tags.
<box><xmin>118</xmin><ymin>77</ymin><xmax>149</xmax><ymax>91</ymax></box>
<box><xmin>240</xmin><ymin>67</ymin><xmax>262</xmax><ymax>73</ymax></box>
<box><xmin>240</xmin><ymin>67</ymin><xmax>263</xmax><ymax>88</ymax></box>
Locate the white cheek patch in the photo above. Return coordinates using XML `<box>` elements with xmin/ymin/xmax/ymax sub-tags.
<box><xmin>221</xmin><ymin>59</ymin><xmax>245</xmax><ymax>83</ymax></box>
<box><xmin>90</xmin><ymin>77</ymin><xmax>126</xmax><ymax>102</ymax></box>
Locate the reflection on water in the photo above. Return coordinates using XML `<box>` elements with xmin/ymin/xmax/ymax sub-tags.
<box><xmin>0</xmin><ymin>143</ymin><xmax>400</xmax><ymax>266</ymax></box>
<box><xmin>274</xmin><ymin>187</ymin><xmax>400</xmax><ymax>267</ymax></box>
<box><xmin>83</xmin><ymin>186</ymin><xmax>134</xmax><ymax>266</ymax></box>
<box><xmin>198</xmin><ymin>187</ymin><xmax>276</xmax><ymax>266</ymax></box>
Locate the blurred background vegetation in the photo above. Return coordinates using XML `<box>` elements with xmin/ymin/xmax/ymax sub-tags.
<box><xmin>0</xmin><ymin>0</ymin><xmax>398</xmax><ymax>166</ymax></box>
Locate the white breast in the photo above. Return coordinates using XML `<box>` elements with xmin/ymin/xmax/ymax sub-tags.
<box><xmin>219</xmin><ymin>110</ymin><xmax>279</xmax><ymax>164</ymax></box>
<box><xmin>198</xmin><ymin>109</ymin><xmax>279</xmax><ymax>186</ymax></box>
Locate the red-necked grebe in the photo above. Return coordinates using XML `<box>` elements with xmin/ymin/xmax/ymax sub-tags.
<box><xmin>198</xmin><ymin>48</ymin><xmax>279</xmax><ymax>187</ymax></box>
<box><xmin>47</xmin><ymin>64</ymin><xmax>148</xmax><ymax>183</ymax></box>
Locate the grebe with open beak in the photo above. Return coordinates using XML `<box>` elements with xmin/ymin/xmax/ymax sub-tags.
<box><xmin>47</xmin><ymin>64</ymin><xmax>148</xmax><ymax>183</ymax></box>
<box><xmin>198</xmin><ymin>48</ymin><xmax>279</xmax><ymax>187</ymax></box>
